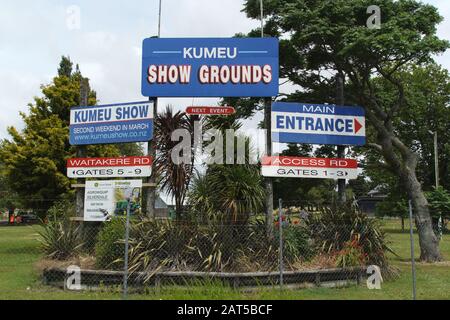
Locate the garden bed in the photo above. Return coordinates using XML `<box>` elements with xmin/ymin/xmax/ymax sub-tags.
<box><xmin>42</xmin><ymin>266</ymin><xmax>367</xmax><ymax>289</ymax></box>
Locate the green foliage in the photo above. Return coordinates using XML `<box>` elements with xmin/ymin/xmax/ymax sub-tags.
<box><xmin>46</xmin><ymin>200</ymin><xmax>75</xmax><ymax>220</ymax></box>
<box><xmin>335</xmin><ymin>238</ymin><xmax>366</xmax><ymax>268</ymax></box>
<box><xmin>282</xmin><ymin>225</ymin><xmax>315</xmax><ymax>262</ymax></box>
<box><xmin>188</xmin><ymin>164</ymin><xmax>264</xmax><ymax>224</ymax></box>
<box><xmin>95</xmin><ymin>218</ymin><xmax>126</xmax><ymax>270</ymax></box>
<box><xmin>426</xmin><ymin>187</ymin><xmax>450</xmax><ymax>220</ymax></box>
<box><xmin>307</xmin><ymin>201</ymin><xmax>392</xmax><ymax>267</ymax></box>
<box><xmin>0</xmin><ymin>57</ymin><xmax>123</xmax><ymax>211</ymax></box>
<box><xmin>127</xmin><ymin>219</ymin><xmax>281</xmax><ymax>281</ymax></box>
<box><xmin>376</xmin><ymin>195</ymin><xmax>408</xmax><ymax>219</ymax></box>
<box><xmin>38</xmin><ymin>215</ymin><xmax>82</xmax><ymax>260</ymax></box>
<box><xmin>154</xmin><ymin>106</ymin><xmax>195</xmax><ymax>214</ymax></box>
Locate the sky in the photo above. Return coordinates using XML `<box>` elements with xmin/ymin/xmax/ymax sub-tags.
<box><xmin>1</xmin><ymin>0</ymin><xmax>449</xmax><ymax>142</ymax></box>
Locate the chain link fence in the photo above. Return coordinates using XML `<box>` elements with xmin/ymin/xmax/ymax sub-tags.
<box><xmin>0</xmin><ymin>198</ymin><xmax>448</xmax><ymax>299</ymax></box>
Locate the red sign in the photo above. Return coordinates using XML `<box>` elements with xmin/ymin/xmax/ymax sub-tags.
<box><xmin>261</xmin><ymin>156</ymin><xmax>357</xmax><ymax>168</ymax></box>
<box><xmin>186</xmin><ymin>106</ymin><xmax>236</xmax><ymax>116</ymax></box>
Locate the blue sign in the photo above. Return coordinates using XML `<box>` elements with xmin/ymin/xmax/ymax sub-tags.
<box><xmin>69</xmin><ymin>101</ymin><xmax>153</xmax><ymax>145</ymax></box>
<box><xmin>271</xmin><ymin>102</ymin><xmax>366</xmax><ymax>146</ymax></box>
<box><xmin>141</xmin><ymin>37</ymin><xmax>279</xmax><ymax>97</ymax></box>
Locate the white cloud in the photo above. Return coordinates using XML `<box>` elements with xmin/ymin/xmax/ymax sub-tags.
<box><xmin>0</xmin><ymin>0</ymin><xmax>449</xmax><ymax>143</ymax></box>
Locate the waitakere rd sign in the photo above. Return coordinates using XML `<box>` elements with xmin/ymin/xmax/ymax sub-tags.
<box><xmin>84</xmin><ymin>180</ymin><xmax>142</xmax><ymax>222</ymax></box>
<box><xmin>261</xmin><ymin>156</ymin><xmax>359</xmax><ymax>180</ymax></box>
<box><xmin>271</xmin><ymin>102</ymin><xmax>366</xmax><ymax>146</ymax></box>
<box><xmin>141</xmin><ymin>37</ymin><xmax>279</xmax><ymax>97</ymax></box>
<box><xmin>67</xmin><ymin>156</ymin><xmax>152</xmax><ymax>178</ymax></box>
<box><xmin>185</xmin><ymin>106</ymin><xmax>236</xmax><ymax>116</ymax></box>
<box><xmin>69</xmin><ymin>101</ymin><xmax>153</xmax><ymax>145</ymax></box>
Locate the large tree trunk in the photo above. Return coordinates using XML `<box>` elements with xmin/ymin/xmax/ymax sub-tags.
<box><xmin>374</xmin><ymin>129</ymin><xmax>442</xmax><ymax>262</ymax></box>
<box><xmin>401</xmin><ymin>165</ymin><xmax>441</xmax><ymax>262</ymax></box>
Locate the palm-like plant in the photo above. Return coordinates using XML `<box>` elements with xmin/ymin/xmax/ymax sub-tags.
<box><xmin>154</xmin><ymin>106</ymin><xmax>196</xmax><ymax>215</ymax></box>
<box><xmin>188</xmin><ymin>164</ymin><xmax>264</xmax><ymax>224</ymax></box>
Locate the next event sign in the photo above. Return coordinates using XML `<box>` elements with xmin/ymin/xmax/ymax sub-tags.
<box><xmin>271</xmin><ymin>102</ymin><xmax>366</xmax><ymax>146</ymax></box>
<box><xmin>261</xmin><ymin>156</ymin><xmax>358</xmax><ymax>180</ymax></box>
<box><xmin>69</xmin><ymin>101</ymin><xmax>153</xmax><ymax>145</ymax></box>
<box><xmin>141</xmin><ymin>38</ymin><xmax>279</xmax><ymax>97</ymax></box>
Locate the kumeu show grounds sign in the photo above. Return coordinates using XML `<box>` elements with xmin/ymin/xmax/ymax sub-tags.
<box><xmin>141</xmin><ymin>38</ymin><xmax>279</xmax><ymax>97</ymax></box>
<box><xmin>69</xmin><ymin>101</ymin><xmax>153</xmax><ymax>145</ymax></box>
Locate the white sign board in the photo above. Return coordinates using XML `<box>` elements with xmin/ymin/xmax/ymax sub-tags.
<box><xmin>84</xmin><ymin>180</ymin><xmax>142</xmax><ymax>222</ymax></box>
<box><xmin>67</xmin><ymin>156</ymin><xmax>152</xmax><ymax>178</ymax></box>
<box><xmin>261</xmin><ymin>156</ymin><xmax>359</xmax><ymax>180</ymax></box>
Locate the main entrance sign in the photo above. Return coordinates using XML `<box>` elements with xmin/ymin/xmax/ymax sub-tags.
<box><xmin>69</xmin><ymin>101</ymin><xmax>153</xmax><ymax>145</ymax></box>
<box><xmin>261</xmin><ymin>156</ymin><xmax>359</xmax><ymax>180</ymax></box>
<box><xmin>271</xmin><ymin>102</ymin><xmax>366</xmax><ymax>146</ymax></box>
<box><xmin>67</xmin><ymin>156</ymin><xmax>152</xmax><ymax>178</ymax></box>
<box><xmin>141</xmin><ymin>38</ymin><xmax>279</xmax><ymax>97</ymax></box>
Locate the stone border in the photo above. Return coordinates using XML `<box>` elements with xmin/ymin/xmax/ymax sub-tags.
<box><xmin>43</xmin><ymin>267</ymin><xmax>367</xmax><ymax>289</ymax></box>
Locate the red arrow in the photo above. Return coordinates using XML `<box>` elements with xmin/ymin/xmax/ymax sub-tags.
<box><xmin>354</xmin><ymin>118</ymin><xmax>363</xmax><ymax>133</ymax></box>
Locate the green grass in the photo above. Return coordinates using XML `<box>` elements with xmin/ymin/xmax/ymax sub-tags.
<box><xmin>0</xmin><ymin>220</ymin><xmax>449</xmax><ymax>300</ymax></box>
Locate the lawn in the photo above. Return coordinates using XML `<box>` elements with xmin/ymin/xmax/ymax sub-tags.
<box><xmin>0</xmin><ymin>220</ymin><xmax>449</xmax><ymax>300</ymax></box>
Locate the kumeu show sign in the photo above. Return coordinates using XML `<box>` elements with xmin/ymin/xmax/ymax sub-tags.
<box><xmin>67</xmin><ymin>156</ymin><xmax>152</xmax><ymax>179</ymax></box>
<box><xmin>261</xmin><ymin>156</ymin><xmax>358</xmax><ymax>180</ymax></box>
<box><xmin>271</xmin><ymin>102</ymin><xmax>366</xmax><ymax>146</ymax></box>
<box><xmin>141</xmin><ymin>38</ymin><xmax>279</xmax><ymax>97</ymax></box>
<box><xmin>69</xmin><ymin>101</ymin><xmax>153</xmax><ymax>145</ymax></box>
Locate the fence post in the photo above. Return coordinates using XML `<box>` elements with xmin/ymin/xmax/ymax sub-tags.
<box><xmin>408</xmin><ymin>200</ymin><xmax>417</xmax><ymax>300</ymax></box>
<box><xmin>278</xmin><ymin>198</ymin><xmax>284</xmax><ymax>289</ymax></box>
<box><xmin>123</xmin><ymin>198</ymin><xmax>131</xmax><ymax>300</ymax></box>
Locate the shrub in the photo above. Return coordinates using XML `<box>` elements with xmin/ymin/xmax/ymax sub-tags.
<box><xmin>38</xmin><ymin>216</ymin><xmax>82</xmax><ymax>260</ymax></box>
<box><xmin>126</xmin><ymin>219</ymin><xmax>281</xmax><ymax>281</ymax></box>
<box><xmin>306</xmin><ymin>201</ymin><xmax>393</xmax><ymax>268</ymax></box>
<box><xmin>335</xmin><ymin>236</ymin><xmax>367</xmax><ymax>268</ymax></box>
<box><xmin>282</xmin><ymin>225</ymin><xmax>315</xmax><ymax>262</ymax></box>
<box><xmin>46</xmin><ymin>200</ymin><xmax>75</xmax><ymax>220</ymax></box>
<box><xmin>95</xmin><ymin>218</ymin><xmax>126</xmax><ymax>270</ymax></box>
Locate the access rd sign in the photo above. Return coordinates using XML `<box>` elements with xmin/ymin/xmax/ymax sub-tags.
<box><xmin>69</xmin><ymin>101</ymin><xmax>153</xmax><ymax>145</ymax></box>
<box><xmin>67</xmin><ymin>156</ymin><xmax>152</xmax><ymax>178</ymax></box>
<box><xmin>185</xmin><ymin>106</ymin><xmax>236</xmax><ymax>116</ymax></box>
<box><xmin>271</xmin><ymin>102</ymin><xmax>365</xmax><ymax>146</ymax></box>
<box><xmin>84</xmin><ymin>180</ymin><xmax>142</xmax><ymax>222</ymax></box>
<box><xmin>141</xmin><ymin>38</ymin><xmax>279</xmax><ymax>97</ymax></box>
<box><xmin>261</xmin><ymin>156</ymin><xmax>358</xmax><ymax>180</ymax></box>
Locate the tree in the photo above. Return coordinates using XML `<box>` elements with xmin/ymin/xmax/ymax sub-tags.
<box><xmin>154</xmin><ymin>106</ymin><xmax>196</xmax><ymax>215</ymax></box>
<box><xmin>0</xmin><ymin>56</ymin><xmax>120</xmax><ymax>212</ymax></box>
<box><xmin>426</xmin><ymin>187</ymin><xmax>450</xmax><ymax>233</ymax></box>
<box><xmin>242</xmin><ymin>0</ymin><xmax>449</xmax><ymax>262</ymax></box>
